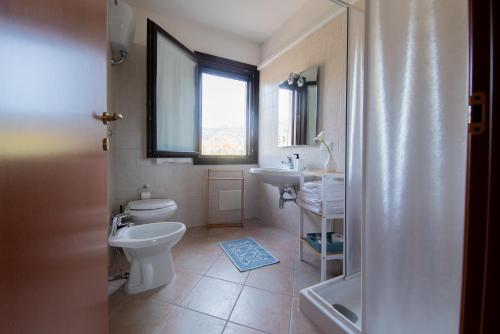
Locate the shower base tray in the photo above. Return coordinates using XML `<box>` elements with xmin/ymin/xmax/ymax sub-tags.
<box><xmin>300</xmin><ymin>274</ymin><xmax>361</xmax><ymax>334</ymax></box>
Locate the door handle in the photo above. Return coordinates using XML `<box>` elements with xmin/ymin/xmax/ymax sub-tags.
<box><xmin>100</xmin><ymin>112</ymin><xmax>123</xmax><ymax>124</ymax></box>
<box><xmin>98</xmin><ymin>112</ymin><xmax>123</xmax><ymax>151</ymax></box>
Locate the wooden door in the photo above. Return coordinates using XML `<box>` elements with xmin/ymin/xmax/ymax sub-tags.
<box><xmin>0</xmin><ymin>0</ymin><xmax>108</xmax><ymax>333</ymax></box>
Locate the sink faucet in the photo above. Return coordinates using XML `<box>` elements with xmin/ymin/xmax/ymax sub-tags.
<box><xmin>109</xmin><ymin>213</ymin><xmax>133</xmax><ymax>237</ymax></box>
<box><xmin>281</xmin><ymin>155</ymin><xmax>294</xmax><ymax>169</ymax></box>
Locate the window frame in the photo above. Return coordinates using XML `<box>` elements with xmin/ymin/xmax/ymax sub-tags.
<box><xmin>193</xmin><ymin>52</ymin><xmax>259</xmax><ymax>165</ymax></box>
<box><xmin>146</xmin><ymin>19</ymin><xmax>259</xmax><ymax>164</ymax></box>
<box><xmin>146</xmin><ymin>19</ymin><xmax>201</xmax><ymax>158</ymax></box>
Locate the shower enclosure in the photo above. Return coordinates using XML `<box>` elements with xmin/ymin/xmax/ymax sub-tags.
<box><xmin>300</xmin><ymin>0</ymin><xmax>364</xmax><ymax>332</ymax></box>
<box><xmin>301</xmin><ymin>0</ymin><xmax>468</xmax><ymax>333</ymax></box>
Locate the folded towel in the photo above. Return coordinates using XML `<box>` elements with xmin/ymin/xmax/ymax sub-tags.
<box><xmin>297</xmin><ymin>180</ymin><xmax>345</xmax><ymax>214</ymax></box>
<box><xmin>296</xmin><ymin>198</ymin><xmax>322</xmax><ymax>214</ymax></box>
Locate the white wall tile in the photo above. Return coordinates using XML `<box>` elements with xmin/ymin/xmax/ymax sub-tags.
<box><xmin>109</xmin><ymin>13</ymin><xmax>347</xmax><ymax>234</ymax></box>
<box><xmin>109</xmin><ymin>44</ymin><xmax>258</xmax><ymax>227</ymax></box>
<box><xmin>257</xmin><ymin>13</ymin><xmax>347</xmax><ymax>235</ymax></box>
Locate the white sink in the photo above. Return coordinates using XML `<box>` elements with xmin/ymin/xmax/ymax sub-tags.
<box><xmin>250</xmin><ymin>167</ymin><xmax>313</xmax><ymax>186</ymax></box>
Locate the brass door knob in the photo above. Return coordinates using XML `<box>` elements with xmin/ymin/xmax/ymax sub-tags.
<box><xmin>100</xmin><ymin>112</ymin><xmax>123</xmax><ymax>124</ymax></box>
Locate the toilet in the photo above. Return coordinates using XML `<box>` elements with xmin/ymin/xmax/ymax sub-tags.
<box><xmin>110</xmin><ymin>198</ymin><xmax>185</xmax><ymax>294</ymax></box>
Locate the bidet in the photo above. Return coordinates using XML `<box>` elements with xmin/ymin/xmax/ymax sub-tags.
<box><xmin>109</xmin><ymin>222</ymin><xmax>186</xmax><ymax>294</ymax></box>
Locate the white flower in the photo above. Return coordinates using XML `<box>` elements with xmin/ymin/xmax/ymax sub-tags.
<box><xmin>314</xmin><ymin>131</ymin><xmax>332</xmax><ymax>155</ymax></box>
<box><xmin>313</xmin><ymin>131</ymin><xmax>324</xmax><ymax>141</ymax></box>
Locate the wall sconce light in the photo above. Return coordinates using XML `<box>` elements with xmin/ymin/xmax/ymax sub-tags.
<box><xmin>297</xmin><ymin>76</ymin><xmax>305</xmax><ymax>87</ymax></box>
<box><xmin>288</xmin><ymin>73</ymin><xmax>305</xmax><ymax>87</ymax></box>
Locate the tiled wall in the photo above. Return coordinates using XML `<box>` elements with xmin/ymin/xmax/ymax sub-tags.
<box><xmin>108</xmin><ymin>11</ymin><xmax>347</xmax><ymax>234</ymax></box>
<box><xmin>107</xmin><ymin>3</ymin><xmax>346</xmax><ymax>277</ymax></box>
<box><xmin>108</xmin><ymin>44</ymin><xmax>259</xmax><ymax>227</ymax></box>
<box><xmin>257</xmin><ymin>12</ymin><xmax>347</xmax><ymax>235</ymax></box>
<box><xmin>260</xmin><ymin>0</ymin><xmax>343</xmax><ymax>61</ymax></box>
<box><xmin>132</xmin><ymin>7</ymin><xmax>260</xmax><ymax>65</ymax></box>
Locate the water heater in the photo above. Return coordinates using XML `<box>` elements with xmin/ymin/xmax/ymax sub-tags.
<box><xmin>108</xmin><ymin>0</ymin><xmax>135</xmax><ymax>65</ymax></box>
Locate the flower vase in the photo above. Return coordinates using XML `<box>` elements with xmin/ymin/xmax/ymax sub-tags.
<box><xmin>324</xmin><ymin>153</ymin><xmax>337</xmax><ymax>172</ymax></box>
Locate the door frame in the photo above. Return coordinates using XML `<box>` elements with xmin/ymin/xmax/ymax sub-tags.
<box><xmin>460</xmin><ymin>0</ymin><xmax>498</xmax><ymax>332</ymax></box>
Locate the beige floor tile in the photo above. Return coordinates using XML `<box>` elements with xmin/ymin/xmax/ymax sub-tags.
<box><xmin>270</xmin><ymin>240</ymin><xmax>298</xmax><ymax>254</ymax></box>
<box><xmin>140</xmin><ymin>269</ymin><xmax>202</xmax><ymax>304</ymax></box>
<box><xmin>109</xmin><ymin>223</ymin><xmax>330</xmax><ymax>334</ymax></box>
<box><xmin>293</xmin><ymin>255</ymin><xmax>340</xmax><ymax>296</ymax></box>
<box><xmin>180</xmin><ymin>276</ymin><xmax>243</xmax><ymax>319</ymax></box>
<box><xmin>173</xmin><ymin>236</ymin><xmax>222</xmax><ymax>257</ymax></box>
<box><xmin>289</xmin><ymin>296</ymin><xmax>323</xmax><ymax>334</ymax></box>
<box><xmin>173</xmin><ymin>248</ymin><xmax>220</xmax><ymax>274</ymax></box>
<box><xmin>205</xmin><ymin>254</ymin><xmax>250</xmax><ymax>284</ymax></box>
<box><xmin>206</xmin><ymin>227</ymin><xmax>248</xmax><ymax>239</ymax></box>
<box><xmin>183</xmin><ymin>226</ymin><xmax>210</xmax><ymax>238</ymax></box>
<box><xmin>254</xmin><ymin>234</ymin><xmax>298</xmax><ymax>255</ymax></box>
<box><xmin>230</xmin><ymin>286</ymin><xmax>292</xmax><ymax>334</ymax></box>
<box><xmin>223</xmin><ymin>322</ymin><xmax>266</xmax><ymax>334</ymax></box>
<box><xmin>241</xmin><ymin>224</ymin><xmax>268</xmax><ymax>236</ymax></box>
<box><xmin>198</xmin><ymin>238</ymin><xmax>226</xmax><ymax>253</ymax></box>
<box><xmin>245</xmin><ymin>263</ymin><xmax>293</xmax><ymax>295</ymax></box>
<box><xmin>109</xmin><ymin>297</ymin><xmax>174</xmax><ymax>334</ymax></box>
<box><xmin>156</xmin><ymin>306</ymin><xmax>226</xmax><ymax>334</ymax></box>
<box><xmin>293</xmin><ymin>266</ymin><xmax>324</xmax><ymax>296</ymax></box>
<box><xmin>293</xmin><ymin>257</ymin><xmax>321</xmax><ymax>273</ymax></box>
<box><xmin>108</xmin><ymin>286</ymin><xmax>130</xmax><ymax>317</ymax></box>
<box><xmin>266</xmin><ymin>246</ymin><xmax>298</xmax><ymax>269</ymax></box>
<box><xmin>296</xmin><ymin>246</ymin><xmax>343</xmax><ymax>275</ymax></box>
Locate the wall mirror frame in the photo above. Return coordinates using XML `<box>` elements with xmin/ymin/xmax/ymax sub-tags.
<box><xmin>277</xmin><ymin>65</ymin><xmax>319</xmax><ymax>147</ymax></box>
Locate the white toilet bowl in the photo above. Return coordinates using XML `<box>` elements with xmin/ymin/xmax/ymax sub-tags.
<box><xmin>109</xmin><ymin>222</ymin><xmax>186</xmax><ymax>294</ymax></box>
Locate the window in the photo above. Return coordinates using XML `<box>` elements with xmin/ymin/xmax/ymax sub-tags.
<box><xmin>194</xmin><ymin>52</ymin><xmax>259</xmax><ymax>164</ymax></box>
<box><xmin>278</xmin><ymin>88</ymin><xmax>293</xmax><ymax>147</ymax></box>
<box><xmin>201</xmin><ymin>73</ymin><xmax>247</xmax><ymax>155</ymax></box>
<box><xmin>147</xmin><ymin>20</ymin><xmax>259</xmax><ymax>164</ymax></box>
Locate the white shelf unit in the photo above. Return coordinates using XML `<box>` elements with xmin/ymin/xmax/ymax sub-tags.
<box><xmin>298</xmin><ymin>170</ymin><xmax>345</xmax><ymax>281</ymax></box>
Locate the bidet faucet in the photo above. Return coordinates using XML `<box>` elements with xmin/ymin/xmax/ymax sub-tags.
<box><xmin>109</xmin><ymin>213</ymin><xmax>133</xmax><ymax>237</ymax></box>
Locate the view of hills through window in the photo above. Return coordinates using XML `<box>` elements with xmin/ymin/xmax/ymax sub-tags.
<box><xmin>201</xmin><ymin>73</ymin><xmax>247</xmax><ymax>155</ymax></box>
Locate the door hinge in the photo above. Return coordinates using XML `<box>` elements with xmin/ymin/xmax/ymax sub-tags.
<box><xmin>468</xmin><ymin>92</ymin><xmax>487</xmax><ymax>135</ymax></box>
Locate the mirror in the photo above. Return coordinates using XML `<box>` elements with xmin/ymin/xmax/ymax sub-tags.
<box><xmin>277</xmin><ymin>65</ymin><xmax>319</xmax><ymax>147</ymax></box>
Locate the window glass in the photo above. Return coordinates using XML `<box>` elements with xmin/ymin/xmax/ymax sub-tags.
<box><xmin>278</xmin><ymin>88</ymin><xmax>293</xmax><ymax>147</ymax></box>
<box><xmin>201</xmin><ymin>73</ymin><xmax>247</xmax><ymax>156</ymax></box>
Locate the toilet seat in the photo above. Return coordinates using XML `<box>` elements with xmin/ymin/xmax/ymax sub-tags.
<box><xmin>128</xmin><ymin>199</ymin><xmax>176</xmax><ymax>210</ymax></box>
<box><xmin>125</xmin><ymin>198</ymin><xmax>178</xmax><ymax>224</ymax></box>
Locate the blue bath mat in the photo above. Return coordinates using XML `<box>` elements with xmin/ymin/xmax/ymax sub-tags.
<box><xmin>218</xmin><ymin>237</ymin><xmax>280</xmax><ymax>272</ymax></box>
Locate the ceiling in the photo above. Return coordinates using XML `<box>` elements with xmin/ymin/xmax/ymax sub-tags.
<box><xmin>125</xmin><ymin>0</ymin><xmax>311</xmax><ymax>43</ymax></box>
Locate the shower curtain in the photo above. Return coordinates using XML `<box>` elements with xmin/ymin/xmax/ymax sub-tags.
<box><xmin>156</xmin><ymin>34</ymin><xmax>197</xmax><ymax>152</ymax></box>
<box><xmin>363</xmin><ymin>0</ymin><xmax>468</xmax><ymax>332</ymax></box>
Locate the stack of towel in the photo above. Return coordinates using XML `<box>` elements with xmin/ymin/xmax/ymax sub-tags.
<box><xmin>296</xmin><ymin>180</ymin><xmax>344</xmax><ymax>215</ymax></box>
